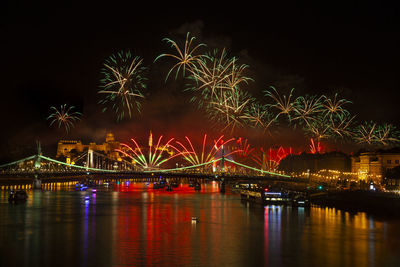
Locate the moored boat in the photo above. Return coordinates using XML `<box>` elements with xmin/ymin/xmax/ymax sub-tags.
<box><xmin>8</xmin><ymin>190</ymin><xmax>28</xmax><ymax>203</ymax></box>
<box><xmin>292</xmin><ymin>194</ymin><xmax>311</xmax><ymax>207</ymax></box>
<box><xmin>263</xmin><ymin>190</ymin><xmax>292</xmax><ymax>205</ymax></box>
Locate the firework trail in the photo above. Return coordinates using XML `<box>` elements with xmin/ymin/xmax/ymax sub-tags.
<box><xmin>99</xmin><ymin>50</ymin><xmax>147</xmax><ymax>121</ymax></box>
<box><xmin>47</xmin><ymin>104</ymin><xmax>82</xmax><ymax>133</ymax></box>
<box><xmin>309</xmin><ymin>138</ymin><xmax>323</xmax><ymax>154</ymax></box>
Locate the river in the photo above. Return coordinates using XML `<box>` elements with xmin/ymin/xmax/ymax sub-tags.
<box><xmin>1</xmin><ymin>181</ymin><xmax>400</xmax><ymax>266</ymax></box>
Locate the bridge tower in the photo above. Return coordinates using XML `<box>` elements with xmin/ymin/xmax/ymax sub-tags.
<box><xmin>86</xmin><ymin>149</ymin><xmax>94</xmax><ymax>169</ymax></box>
<box><xmin>221</xmin><ymin>144</ymin><xmax>225</xmax><ymax>172</ymax></box>
<box><xmin>219</xmin><ymin>144</ymin><xmax>226</xmax><ymax>193</ymax></box>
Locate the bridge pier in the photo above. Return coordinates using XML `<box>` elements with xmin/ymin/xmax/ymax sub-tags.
<box><xmin>33</xmin><ymin>174</ymin><xmax>42</xmax><ymax>190</ymax></box>
<box><xmin>219</xmin><ymin>179</ymin><xmax>225</xmax><ymax>193</ymax></box>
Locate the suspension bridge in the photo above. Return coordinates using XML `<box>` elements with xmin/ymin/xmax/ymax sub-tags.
<box><xmin>0</xmin><ymin>147</ymin><xmax>309</xmax><ymax>189</ymax></box>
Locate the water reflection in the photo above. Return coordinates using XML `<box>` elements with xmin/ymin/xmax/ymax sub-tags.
<box><xmin>0</xmin><ymin>183</ymin><xmax>400</xmax><ymax>266</ymax></box>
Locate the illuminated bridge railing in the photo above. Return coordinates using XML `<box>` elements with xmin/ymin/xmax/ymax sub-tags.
<box><xmin>0</xmin><ymin>154</ymin><xmax>296</xmax><ymax>181</ymax></box>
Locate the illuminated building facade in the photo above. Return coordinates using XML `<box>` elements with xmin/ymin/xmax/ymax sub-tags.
<box><xmin>56</xmin><ymin>132</ymin><xmax>121</xmax><ymax>161</ymax></box>
<box><xmin>351</xmin><ymin>151</ymin><xmax>400</xmax><ymax>184</ymax></box>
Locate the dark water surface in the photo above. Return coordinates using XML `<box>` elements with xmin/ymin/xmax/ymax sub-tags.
<box><xmin>1</xmin><ymin>182</ymin><xmax>400</xmax><ymax>267</ymax></box>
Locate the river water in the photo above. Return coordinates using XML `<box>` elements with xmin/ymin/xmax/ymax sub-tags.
<box><xmin>1</xmin><ymin>181</ymin><xmax>400</xmax><ymax>267</ymax></box>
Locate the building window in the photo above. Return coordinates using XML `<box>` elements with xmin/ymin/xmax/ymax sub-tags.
<box><xmin>387</xmin><ymin>160</ymin><xmax>391</xmax><ymax>164</ymax></box>
<box><xmin>396</xmin><ymin>160</ymin><xmax>399</xmax><ymax>164</ymax></box>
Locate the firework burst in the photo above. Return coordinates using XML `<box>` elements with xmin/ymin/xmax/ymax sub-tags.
<box><xmin>252</xmin><ymin>147</ymin><xmax>293</xmax><ymax>171</ymax></box>
<box><xmin>264</xmin><ymin>86</ymin><xmax>296</xmax><ymax>121</ymax></box>
<box><xmin>231</xmin><ymin>137</ymin><xmax>255</xmax><ymax>165</ymax></box>
<box><xmin>169</xmin><ymin>134</ymin><xmax>239</xmax><ymax>166</ymax></box>
<box><xmin>375</xmin><ymin>124</ymin><xmax>400</xmax><ymax>145</ymax></box>
<box><xmin>353</xmin><ymin>121</ymin><xmax>377</xmax><ymax>145</ymax></box>
<box><xmin>322</xmin><ymin>93</ymin><xmax>352</xmax><ymax>119</ymax></box>
<box><xmin>117</xmin><ymin>132</ymin><xmax>182</xmax><ymax>169</ymax></box>
<box><xmin>155</xmin><ymin>32</ymin><xmax>205</xmax><ymax>80</ymax></box>
<box><xmin>47</xmin><ymin>104</ymin><xmax>82</xmax><ymax>133</ymax></box>
<box><xmin>329</xmin><ymin>114</ymin><xmax>355</xmax><ymax>139</ymax></box>
<box><xmin>99</xmin><ymin>50</ymin><xmax>147</xmax><ymax>121</ymax></box>
<box><xmin>158</xmin><ymin>33</ymin><xmax>256</xmax><ymax>132</ymax></box>
<box><xmin>292</xmin><ymin>95</ymin><xmax>324</xmax><ymax>124</ymax></box>
<box><xmin>207</xmin><ymin>88</ymin><xmax>254</xmax><ymax>132</ymax></box>
<box><xmin>354</xmin><ymin>121</ymin><xmax>400</xmax><ymax>146</ymax></box>
<box><xmin>240</xmin><ymin>102</ymin><xmax>275</xmax><ymax>131</ymax></box>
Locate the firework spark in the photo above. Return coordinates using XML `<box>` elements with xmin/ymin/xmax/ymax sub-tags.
<box><xmin>47</xmin><ymin>104</ymin><xmax>82</xmax><ymax>133</ymax></box>
<box><xmin>99</xmin><ymin>50</ymin><xmax>147</xmax><ymax>121</ymax></box>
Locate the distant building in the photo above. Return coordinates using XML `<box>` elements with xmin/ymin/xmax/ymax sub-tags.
<box><xmin>352</xmin><ymin>150</ymin><xmax>400</xmax><ymax>184</ymax></box>
<box><xmin>56</xmin><ymin>132</ymin><xmax>121</xmax><ymax>161</ymax></box>
<box><xmin>278</xmin><ymin>151</ymin><xmax>351</xmax><ymax>173</ymax></box>
<box><xmin>385</xmin><ymin>166</ymin><xmax>400</xmax><ymax>190</ymax></box>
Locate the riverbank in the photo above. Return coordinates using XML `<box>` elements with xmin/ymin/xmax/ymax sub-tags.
<box><xmin>311</xmin><ymin>190</ymin><xmax>400</xmax><ymax>216</ymax></box>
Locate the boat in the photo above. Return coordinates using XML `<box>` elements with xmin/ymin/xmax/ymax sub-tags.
<box><xmin>232</xmin><ymin>181</ymin><xmax>253</xmax><ymax>193</ymax></box>
<box><xmin>75</xmin><ymin>183</ymin><xmax>88</xmax><ymax>191</ymax></box>
<box><xmin>263</xmin><ymin>190</ymin><xmax>292</xmax><ymax>205</ymax></box>
<box><xmin>103</xmin><ymin>181</ymin><xmax>112</xmax><ymax>187</ymax></box>
<box><xmin>8</xmin><ymin>190</ymin><xmax>28</xmax><ymax>203</ymax></box>
<box><xmin>240</xmin><ymin>184</ymin><xmax>264</xmax><ymax>204</ymax></box>
<box><xmin>240</xmin><ymin>184</ymin><xmax>293</xmax><ymax>205</ymax></box>
<box><xmin>166</xmin><ymin>184</ymin><xmax>173</xmax><ymax>191</ymax></box>
<box><xmin>171</xmin><ymin>182</ymin><xmax>179</xmax><ymax>188</ymax></box>
<box><xmin>292</xmin><ymin>194</ymin><xmax>311</xmax><ymax>207</ymax></box>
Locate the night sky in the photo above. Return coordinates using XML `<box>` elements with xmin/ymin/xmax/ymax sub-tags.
<box><xmin>1</xmin><ymin>2</ymin><xmax>399</xmax><ymax>161</ymax></box>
